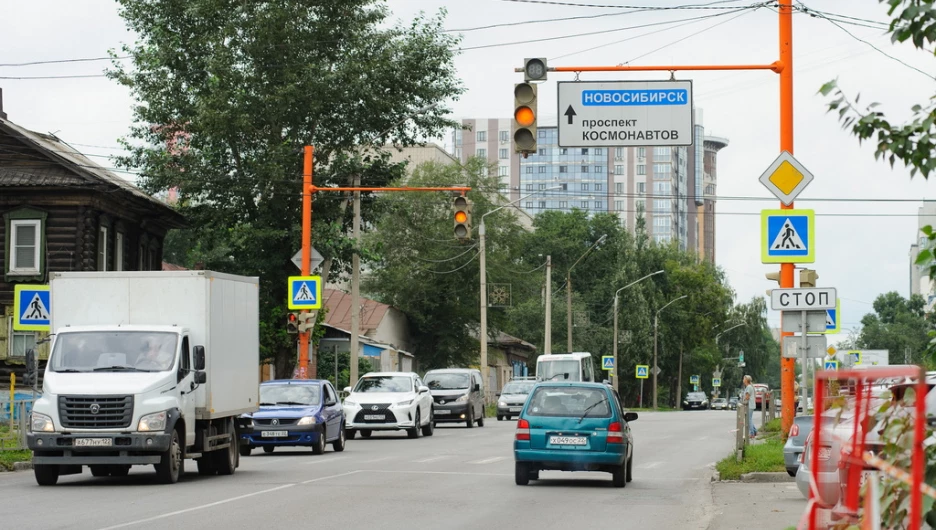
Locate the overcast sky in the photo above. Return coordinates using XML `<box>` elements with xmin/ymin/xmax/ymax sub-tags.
<box><xmin>2</xmin><ymin>0</ymin><xmax>934</xmax><ymax>346</ymax></box>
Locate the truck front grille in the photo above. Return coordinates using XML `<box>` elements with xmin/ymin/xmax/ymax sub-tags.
<box><xmin>59</xmin><ymin>395</ymin><xmax>134</xmax><ymax>429</ymax></box>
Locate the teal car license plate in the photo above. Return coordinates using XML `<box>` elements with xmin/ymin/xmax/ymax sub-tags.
<box><xmin>549</xmin><ymin>436</ymin><xmax>587</xmax><ymax>446</ymax></box>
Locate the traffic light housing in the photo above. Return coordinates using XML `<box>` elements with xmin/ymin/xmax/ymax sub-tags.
<box><xmin>799</xmin><ymin>268</ymin><xmax>818</xmax><ymax>288</ymax></box>
<box><xmin>453</xmin><ymin>196</ymin><xmax>472</xmax><ymax>241</ymax></box>
<box><xmin>298</xmin><ymin>312</ymin><xmax>316</xmax><ymax>333</ymax></box>
<box><xmin>513</xmin><ymin>82</ymin><xmax>537</xmax><ymax>156</ymax></box>
<box><xmin>765</xmin><ymin>271</ymin><xmax>781</xmax><ymax>296</ymax></box>
<box><xmin>523</xmin><ymin>58</ymin><xmax>548</xmax><ymax>82</ymax></box>
<box><xmin>24</xmin><ymin>348</ymin><xmax>36</xmax><ymax>386</ymax></box>
<box><xmin>286</xmin><ymin>312</ymin><xmax>299</xmax><ymax>334</ymax></box>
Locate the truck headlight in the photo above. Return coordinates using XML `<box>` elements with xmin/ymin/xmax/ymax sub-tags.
<box><xmin>455</xmin><ymin>394</ymin><xmax>469</xmax><ymax>403</ymax></box>
<box><xmin>138</xmin><ymin>411</ymin><xmax>168</xmax><ymax>432</ymax></box>
<box><xmin>296</xmin><ymin>416</ymin><xmax>317</xmax><ymax>425</ymax></box>
<box><xmin>30</xmin><ymin>412</ymin><xmax>54</xmax><ymax>433</ymax></box>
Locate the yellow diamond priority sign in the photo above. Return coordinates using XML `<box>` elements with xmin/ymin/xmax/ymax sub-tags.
<box><xmin>759</xmin><ymin>151</ymin><xmax>814</xmax><ymax>206</ymax></box>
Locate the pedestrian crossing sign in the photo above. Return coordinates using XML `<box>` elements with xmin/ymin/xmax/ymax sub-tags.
<box><xmin>824</xmin><ymin>360</ymin><xmax>838</xmax><ymax>371</ymax></box>
<box><xmin>848</xmin><ymin>350</ymin><xmax>862</xmax><ymax>365</ymax></box>
<box><xmin>809</xmin><ymin>299</ymin><xmax>840</xmax><ymax>335</ymax></box>
<box><xmin>13</xmin><ymin>284</ymin><xmax>51</xmax><ymax>331</ymax></box>
<box><xmin>761</xmin><ymin>209</ymin><xmax>815</xmax><ymax>264</ymax></box>
<box><xmin>635</xmin><ymin>365</ymin><xmax>649</xmax><ymax>379</ymax></box>
<box><xmin>287</xmin><ymin>276</ymin><xmax>322</xmax><ymax>310</ymax></box>
<box><xmin>601</xmin><ymin>355</ymin><xmax>615</xmax><ymax>371</ymax></box>
<box><xmin>712</xmin><ymin>378</ymin><xmax>721</xmax><ymax>387</ymax></box>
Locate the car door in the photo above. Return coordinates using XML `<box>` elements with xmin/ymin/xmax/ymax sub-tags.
<box><xmin>471</xmin><ymin>372</ymin><xmax>482</xmax><ymax>417</ymax></box>
<box><xmin>322</xmin><ymin>383</ymin><xmax>341</xmax><ymax>441</ymax></box>
<box><xmin>415</xmin><ymin>375</ymin><xmax>431</xmax><ymax>421</ymax></box>
<box><xmin>177</xmin><ymin>336</ymin><xmax>196</xmax><ymax>447</ymax></box>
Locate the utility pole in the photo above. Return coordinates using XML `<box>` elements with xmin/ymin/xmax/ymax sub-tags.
<box><xmin>544</xmin><ymin>255</ymin><xmax>552</xmax><ymax>355</ymax></box>
<box><xmin>566</xmin><ymin>234</ymin><xmax>607</xmax><ymax>352</ymax></box>
<box><xmin>349</xmin><ymin>174</ymin><xmax>362</xmax><ymax>387</ymax></box>
<box><xmin>653</xmin><ymin>294</ymin><xmax>687</xmax><ymax>410</ymax></box>
<box><xmin>676</xmin><ymin>343</ymin><xmax>683</xmax><ymax>410</ymax></box>
<box><xmin>297</xmin><ymin>146</ymin><xmax>315</xmax><ymax>379</ymax></box>
<box><xmin>613</xmin><ymin>270</ymin><xmax>663</xmax><ymax>394</ymax></box>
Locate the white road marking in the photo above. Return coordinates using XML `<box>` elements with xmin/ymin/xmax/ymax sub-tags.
<box><xmin>360</xmin><ymin>456</ymin><xmax>392</xmax><ymax>464</ymax></box>
<box><xmin>303</xmin><ymin>456</ymin><xmax>347</xmax><ymax>465</ymax></box>
<box><xmin>96</xmin><ymin>470</ymin><xmax>361</xmax><ymax>529</ymax></box>
<box><xmin>638</xmin><ymin>461</ymin><xmax>663</xmax><ymax>469</ymax></box>
<box><xmin>468</xmin><ymin>456</ymin><xmax>508</xmax><ymax>465</ymax></box>
<box><xmin>415</xmin><ymin>455</ymin><xmax>450</xmax><ymax>463</ymax></box>
<box><xmin>367</xmin><ymin>469</ymin><xmax>512</xmax><ymax>477</ymax></box>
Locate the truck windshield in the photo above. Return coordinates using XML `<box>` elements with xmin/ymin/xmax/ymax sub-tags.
<box><xmin>50</xmin><ymin>331</ymin><xmax>178</xmax><ymax>373</ymax></box>
<box><xmin>425</xmin><ymin>373</ymin><xmax>470</xmax><ymax>390</ymax></box>
<box><xmin>537</xmin><ymin>360</ymin><xmax>580</xmax><ymax>381</ymax></box>
<box><xmin>259</xmin><ymin>384</ymin><xmax>321</xmax><ymax>406</ymax></box>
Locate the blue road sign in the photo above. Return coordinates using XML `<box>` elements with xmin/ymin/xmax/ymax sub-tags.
<box><xmin>288</xmin><ymin>276</ymin><xmax>323</xmax><ymax>310</ymax></box>
<box><xmin>824</xmin><ymin>360</ymin><xmax>839</xmax><ymax>371</ymax></box>
<box><xmin>690</xmin><ymin>375</ymin><xmax>700</xmax><ymax>385</ymax></box>
<box><xmin>712</xmin><ymin>378</ymin><xmax>721</xmax><ymax>387</ymax></box>
<box><xmin>761</xmin><ymin>209</ymin><xmax>815</xmax><ymax>263</ymax></box>
<box><xmin>636</xmin><ymin>365</ymin><xmax>649</xmax><ymax>379</ymax></box>
<box><xmin>14</xmin><ymin>284</ymin><xmax>51</xmax><ymax>331</ymax></box>
<box><xmin>601</xmin><ymin>355</ymin><xmax>615</xmax><ymax>371</ymax></box>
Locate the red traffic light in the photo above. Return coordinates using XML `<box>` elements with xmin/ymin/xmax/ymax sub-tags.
<box><xmin>288</xmin><ymin>313</ymin><xmax>298</xmax><ymax>322</ymax></box>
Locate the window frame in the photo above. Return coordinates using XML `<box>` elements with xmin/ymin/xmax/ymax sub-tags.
<box><xmin>98</xmin><ymin>224</ymin><xmax>109</xmax><ymax>271</ymax></box>
<box><xmin>4</xmin><ymin>207</ymin><xmax>47</xmax><ymax>281</ymax></box>
<box><xmin>115</xmin><ymin>231</ymin><xmax>125</xmax><ymax>271</ymax></box>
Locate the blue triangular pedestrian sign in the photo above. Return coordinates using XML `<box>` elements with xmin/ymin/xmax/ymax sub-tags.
<box><xmin>824</xmin><ymin>360</ymin><xmax>838</xmax><ymax>371</ymax></box>
<box><xmin>636</xmin><ymin>366</ymin><xmax>648</xmax><ymax>377</ymax></box>
<box><xmin>288</xmin><ymin>276</ymin><xmax>323</xmax><ymax>310</ymax></box>
<box><xmin>602</xmin><ymin>356</ymin><xmax>614</xmax><ymax>370</ymax></box>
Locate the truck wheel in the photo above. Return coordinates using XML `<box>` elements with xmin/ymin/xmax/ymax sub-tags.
<box><xmin>311</xmin><ymin>431</ymin><xmax>326</xmax><ymax>455</ymax></box>
<box><xmin>90</xmin><ymin>465</ymin><xmax>110</xmax><ymax>477</ymax></box>
<box><xmin>214</xmin><ymin>429</ymin><xmax>237</xmax><ymax>475</ymax></box>
<box><xmin>196</xmin><ymin>457</ymin><xmax>216</xmax><ymax>475</ymax></box>
<box><xmin>155</xmin><ymin>429</ymin><xmax>182</xmax><ymax>484</ymax></box>
<box><xmin>34</xmin><ymin>464</ymin><xmax>59</xmax><ymax>486</ymax></box>
<box><xmin>239</xmin><ymin>444</ymin><xmax>252</xmax><ymax>457</ymax></box>
<box><xmin>332</xmin><ymin>425</ymin><xmax>346</xmax><ymax>452</ymax></box>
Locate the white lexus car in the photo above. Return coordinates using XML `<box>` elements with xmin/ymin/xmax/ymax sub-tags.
<box><xmin>342</xmin><ymin>372</ymin><xmax>434</xmax><ymax>439</ymax></box>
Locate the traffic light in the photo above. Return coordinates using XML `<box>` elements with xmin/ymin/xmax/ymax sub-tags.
<box><xmin>513</xmin><ymin>82</ymin><xmax>537</xmax><ymax>156</ymax></box>
<box><xmin>298</xmin><ymin>312</ymin><xmax>316</xmax><ymax>333</ymax></box>
<box><xmin>799</xmin><ymin>268</ymin><xmax>819</xmax><ymax>288</ymax></box>
<box><xmin>453</xmin><ymin>195</ymin><xmax>472</xmax><ymax>241</ymax></box>
<box><xmin>523</xmin><ymin>58</ymin><xmax>548</xmax><ymax>82</ymax></box>
<box><xmin>286</xmin><ymin>312</ymin><xmax>299</xmax><ymax>334</ymax></box>
<box><xmin>24</xmin><ymin>348</ymin><xmax>36</xmax><ymax>386</ymax></box>
<box><xmin>765</xmin><ymin>271</ymin><xmax>781</xmax><ymax>296</ymax></box>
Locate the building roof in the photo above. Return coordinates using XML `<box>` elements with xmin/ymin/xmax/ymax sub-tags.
<box><xmin>322</xmin><ymin>288</ymin><xmax>391</xmax><ymax>335</ymax></box>
<box><xmin>162</xmin><ymin>262</ymin><xmax>188</xmax><ymax>271</ymax></box>
<box><xmin>0</xmin><ymin>117</ymin><xmax>186</xmax><ymax>228</ymax></box>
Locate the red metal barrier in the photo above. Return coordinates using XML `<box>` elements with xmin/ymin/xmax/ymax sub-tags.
<box><xmin>799</xmin><ymin>365</ymin><xmax>928</xmax><ymax>530</ymax></box>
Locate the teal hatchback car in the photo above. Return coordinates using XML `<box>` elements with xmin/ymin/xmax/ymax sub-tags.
<box><xmin>513</xmin><ymin>382</ymin><xmax>637</xmax><ymax>487</ymax></box>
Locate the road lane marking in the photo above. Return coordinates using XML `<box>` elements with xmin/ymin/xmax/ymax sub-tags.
<box><xmin>638</xmin><ymin>461</ymin><xmax>663</xmax><ymax>469</ymax></box>
<box><xmin>303</xmin><ymin>456</ymin><xmax>347</xmax><ymax>465</ymax></box>
<box><xmin>360</xmin><ymin>456</ymin><xmax>392</xmax><ymax>464</ymax></box>
<box><xmin>468</xmin><ymin>456</ymin><xmax>508</xmax><ymax>464</ymax></box>
<box><xmin>415</xmin><ymin>456</ymin><xmax>450</xmax><ymax>463</ymax></box>
<box><xmin>366</xmin><ymin>469</ymin><xmax>512</xmax><ymax>477</ymax></box>
<box><xmin>96</xmin><ymin>470</ymin><xmax>361</xmax><ymax>530</ymax></box>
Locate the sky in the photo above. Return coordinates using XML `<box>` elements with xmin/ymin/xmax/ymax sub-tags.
<box><xmin>2</xmin><ymin>0</ymin><xmax>935</xmax><ymax>348</ymax></box>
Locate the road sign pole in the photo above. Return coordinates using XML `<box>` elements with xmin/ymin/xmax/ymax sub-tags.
<box><xmin>779</xmin><ymin>1</ymin><xmax>796</xmax><ymax>440</ymax></box>
<box><xmin>297</xmin><ymin>146</ymin><xmax>315</xmax><ymax>379</ymax></box>
<box><xmin>800</xmin><ymin>310</ymin><xmax>809</xmax><ymax>416</ymax></box>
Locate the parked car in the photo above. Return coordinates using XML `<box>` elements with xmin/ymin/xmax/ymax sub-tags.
<box><xmin>343</xmin><ymin>372</ymin><xmax>434</xmax><ymax>439</ymax></box>
<box><xmin>240</xmin><ymin>379</ymin><xmax>346</xmax><ymax>455</ymax></box>
<box><xmin>711</xmin><ymin>398</ymin><xmax>729</xmax><ymax>410</ymax></box>
<box><xmin>728</xmin><ymin>397</ymin><xmax>739</xmax><ymax>410</ymax></box>
<box><xmin>424</xmin><ymin>368</ymin><xmax>485</xmax><ymax>428</ymax></box>
<box><xmin>513</xmin><ymin>382</ymin><xmax>636</xmax><ymax>487</ymax></box>
<box><xmin>783</xmin><ymin>414</ymin><xmax>834</xmax><ymax>476</ymax></box>
<box><xmin>496</xmin><ymin>380</ymin><xmax>535</xmax><ymax>421</ymax></box>
<box><xmin>753</xmin><ymin>384</ymin><xmax>769</xmax><ymax>410</ymax></box>
<box><xmin>682</xmin><ymin>392</ymin><xmax>709</xmax><ymax>410</ymax></box>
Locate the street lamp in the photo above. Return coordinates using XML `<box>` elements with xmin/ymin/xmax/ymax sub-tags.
<box><xmin>611</xmin><ymin>270</ymin><xmax>664</xmax><ymax>392</ymax></box>
<box><xmin>566</xmin><ymin>234</ymin><xmax>608</xmax><ymax>352</ymax></box>
<box><xmin>479</xmin><ymin>185</ymin><xmax>562</xmax><ymax>397</ymax></box>
<box><xmin>653</xmin><ymin>294</ymin><xmax>687</xmax><ymax>410</ymax></box>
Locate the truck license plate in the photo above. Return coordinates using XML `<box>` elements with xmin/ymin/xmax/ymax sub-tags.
<box><xmin>74</xmin><ymin>438</ymin><xmax>112</xmax><ymax>447</ymax></box>
<box><xmin>549</xmin><ymin>436</ymin><xmax>587</xmax><ymax>446</ymax></box>
<box><xmin>364</xmin><ymin>414</ymin><xmax>385</xmax><ymax>420</ymax></box>
<box><xmin>261</xmin><ymin>431</ymin><xmax>288</xmax><ymax>438</ymax></box>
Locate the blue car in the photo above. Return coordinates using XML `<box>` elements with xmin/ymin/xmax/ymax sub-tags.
<box><xmin>513</xmin><ymin>382</ymin><xmax>637</xmax><ymax>487</ymax></box>
<box><xmin>240</xmin><ymin>379</ymin><xmax>346</xmax><ymax>455</ymax></box>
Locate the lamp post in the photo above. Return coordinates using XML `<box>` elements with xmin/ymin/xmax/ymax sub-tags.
<box><xmin>653</xmin><ymin>294</ymin><xmax>687</xmax><ymax>410</ymax></box>
<box><xmin>612</xmin><ymin>270</ymin><xmax>664</xmax><ymax>392</ymax></box>
<box><xmin>566</xmin><ymin>234</ymin><xmax>608</xmax><ymax>352</ymax></box>
<box><xmin>480</xmin><ymin>186</ymin><xmax>561</xmax><ymax>398</ymax></box>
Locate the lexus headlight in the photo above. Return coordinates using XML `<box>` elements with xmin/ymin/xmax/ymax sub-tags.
<box><xmin>395</xmin><ymin>399</ymin><xmax>413</xmax><ymax>407</ymax></box>
<box><xmin>30</xmin><ymin>412</ymin><xmax>54</xmax><ymax>433</ymax></box>
<box><xmin>455</xmin><ymin>394</ymin><xmax>469</xmax><ymax>403</ymax></box>
<box><xmin>138</xmin><ymin>411</ymin><xmax>168</xmax><ymax>432</ymax></box>
<box><xmin>344</xmin><ymin>400</ymin><xmax>358</xmax><ymax>407</ymax></box>
<box><xmin>297</xmin><ymin>416</ymin><xmax>317</xmax><ymax>426</ymax></box>
<box><xmin>683</xmin><ymin>400</ymin><xmax>688</xmax><ymax>405</ymax></box>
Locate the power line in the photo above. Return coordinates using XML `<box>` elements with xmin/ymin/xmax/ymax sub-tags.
<box><xmin>0</xmin><ymin>74</ymin><xmax>107</xmax><ymax>80</ymax></box>
<box><xmin>0</xmin><ymin>56</ymin><xmax>130</xmax><ymax>67</ymax></box>
<box><xmin>498</xmin><ymin>0</ymin><xmax>749</xmax><ymax>9</ymax></box>
<box><xmin>620</xmin><ymin>6</ymin><xmax>758</xmax><ymax>64</ymax></box>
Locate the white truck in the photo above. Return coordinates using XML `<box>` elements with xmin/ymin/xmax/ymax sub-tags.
<box><xmin>27</xmin><ymin>271</ymin><xmax>260</xmax><ymax>486</ymax></box>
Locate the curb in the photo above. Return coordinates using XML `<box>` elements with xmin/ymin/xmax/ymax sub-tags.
<box><xmin>711</xmin><ymin>470</ymin><xmax>721</xmax><ymax>482</ymax></box>
<box><xmin>0</xmin><ymin>461</ymin><xmax>33</xmax><ymax>472</ymax></box>
<box><xmin>740</xmin><ymin>472</ymin><xmax>793</xmax><ymax>483</ymax></box>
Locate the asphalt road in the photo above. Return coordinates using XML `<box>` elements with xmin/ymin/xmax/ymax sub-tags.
<box><xmin>0</xmin><ymin>409</ymin><xmax>742</xmax><ymax>530</ymax></box>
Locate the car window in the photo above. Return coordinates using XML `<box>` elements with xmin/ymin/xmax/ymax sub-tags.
<box><xmin>426</xmin><ymin>373</ymin><xmax>470</xmax><ymax>390</ymax></box>
<box><xmin>324</xmin><ymin>384</ymin><xmax>336</xmax><ymax>403</ymax></box>
<box><xmin>260</xmin><ymin>384</ymin><xmax>321</xmax><ymax>405</ymax></box>
<box><xmin>502</xmin><ymin>382</ymin><xmax>534</xmax><ymax>394</ymax></box>
<box><xmin>527</xmin><ymin>387</ymin><xmax>611</xmax><ymax>418</ymax></box>
<box><xmin>354</xmin><ymin>376</ymin><xmax>413</xmax><ymax>393</ymax></box>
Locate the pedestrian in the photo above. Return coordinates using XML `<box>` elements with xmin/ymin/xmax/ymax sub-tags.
<box><xmin>742</xmin><ymin>375</ymin><xmax>757</xmax><ymax>437</ymax></box>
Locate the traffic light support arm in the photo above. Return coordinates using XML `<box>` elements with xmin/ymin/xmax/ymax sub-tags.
<box><xmin>515</xmin><ymin>62</ymin><xmax>782</xmax><ymax>74</ymax></box>
<box><xmin>305</xmin><ymin>185</ymin><xmax>471</xmax><ymax>194</ymax></box>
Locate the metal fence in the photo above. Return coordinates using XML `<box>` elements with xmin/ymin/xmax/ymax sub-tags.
<box><xmin>0</xmin><ymin>399</ymin><xmax>35</xmax><ymax>451</ymax></box>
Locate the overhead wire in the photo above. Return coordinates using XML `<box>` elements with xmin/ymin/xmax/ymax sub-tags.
<box><xmin>497</xmin><ymin>0</ymin><xmax>749</xmax><ymax>9</ymax></box>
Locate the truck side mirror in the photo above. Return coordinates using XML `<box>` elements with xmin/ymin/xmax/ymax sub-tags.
<box><xmin>193</xmin><ymin>345</ymin><xmax>206</xmax><ymax>370</ymax></box>
<box><xmin>194</xmin><ymin>371</ymin><xmax>207</xmax><ymax>384</ymax></box>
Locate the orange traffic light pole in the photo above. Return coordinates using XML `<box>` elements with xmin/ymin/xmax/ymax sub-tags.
<box><xmin>533</xmin><ymin>5</ymin><xmax>797</xmax><ymax>437</ymax></box>
<box><xmin>297</xmin><ymin>144</ymin><xmax>470</xmax><ymax>379</ymax></box>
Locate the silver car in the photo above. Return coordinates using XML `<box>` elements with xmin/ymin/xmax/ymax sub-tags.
<box><xmin>496</xmin><ymin>380</ymin><xmax>535</xmax><ymax>421</ymax></box>
<box><xmin>783</xmin><ymin>414</ymin><xmax>835</xmax><ymax>476</ymax></box>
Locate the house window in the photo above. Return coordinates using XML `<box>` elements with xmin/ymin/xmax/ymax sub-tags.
<box><xmin>477</xmin><ymin>131</ymin><xmax>486</xmax><ymax>142</ymax></box>
<box><xmin>581</xmin><ymin>148</ymin><xmax>589</xmax><ymax>155</ymax></box>
<box><xmin>595</xmin><ymin>201</ymin><xmax>602</xmax><ymax>209</ymax></box>
<box><xmin>9</xmin><ymin>219</ymin><xmax>41</xmax><ymax>275</ymax></box>
<box><xmin>526</xmin><ymin>202</ymin><xmax>533</xmax><ymax>209</ymax></box>
<box><xmin>559</xmin><ymin>166</ymin><xmax>568</xmax><ymax>173</ymax></box>
<box><xmin>115</xmin><ymin>232</ymin><xmax>125</xmax><ymax>271</ymax></box>
<box><xmin>594</xmin><ymin>148</ymin><xmax>603</xmax><ymax>156</ymax></box>
<box><xmin>637</xmin><ymin>147</ymin><xmax>646</xmax><ymax>158</ymax></box>
<box><xmin>7</xmin><ymin>318</ymin><xmax>36</xmax><ymax>358</ymax></box>
<box><xmin>538</xmin><ymin>201</ymin><xmax>546</xmax><ymax>210</ymax></box>
<box><xmin>615</xmin><ymin>147</ymin><xmax>625</xmax><ymax>157</ymax></box>
<box><xmin>637</xmin><ymin>182</ymin><xmax>646</xmax><ymax>194</ymax></box>
<box><xmin>538</xmin><ymin>129</ymin><xmax>547</xmax><ymax>138</ymax></box>
<box><xmin>98</xmin><ymin>225</ymin><xmax>109</xmax><ymax>271</ymax></box>
<box><xmin>614</xmin><ymin>165</ymin><xmax>624</xmax><ymax>175</ymax></box>
<box><xmin>498</xmin><ymin>166</ymin><xmax>509</xmax><ymax>177</ymax></box>
<box><xmin>525</xmin><ymin>167</ymin><xmax>533</xmax><ymax>174</ymax></box>
<box><xmin>615</xmin><ymin>183</ymin><xmax>624</xmax><ymax>193</ymax></box>
<box><xmin>560</xmin><ymin>148</ymin><xmax>568</xmax><ymax>155</ymax></box>
<box><xmin>581</xmin><ymin>183</ymin><xmax>590</xmax><ymax>191</ymax></box>
<box><xmin>637</xmin><ymin>165</ymin><xmax>646</xmax><ymax>175</ymax></box>
<box><xmin>595</xmin><ymin>183</ymin><xmax>603</xmax><ymax>192</ymax></box>
<box><xmin>477</xmin><ymin>148</ymin><xmax>486</xmax><ymax>158</ymax></box>
<box><xmin>538</xmin><ymin>148</ymin><xmax>546</xmax><ymax>156</ymax></box>
<box><xmin>559</xmin><ymin>201</ymin><xmax>568</xmax><ymax>208</ymax></box>
<box><xmin>581</xmin><ymin>166</ymin><xmax>589</xmax><ymax>173</ymax></box>
<box><xmin>538</xmin><ymin>184</ymin><xmax>546</xmax><ymax>190</ymax></box>
<box><xmin>580</xmin><ymin>201</ymin><xmax>589</xmax><ymax>209</ymax></box>
<box><xmin>499</xmin><ymin>130</ymin><xmax>509</xmax><ymax>142</ymax></box>
<box><xmin>499</xmin><ymin>148</ymin><xmax>509</xmax><ymax>159</ymax></box>
<box><xmin>526</xmin><ymin>184</ymin><xmax>534</xmax><ymax>191</ymax></box>
<box><xmin>615</xmin><ymin>200</ymin><xmax>624</xmax><ymax>210</ymax></box>
<box><xmin>538</xmin><ymin>166</ymin><xmax>546</xmax><ymax>174</ymax></box>
<box><xmin>595</xmin><ymin>166</ymin><xmax>604</xmax><ymax>173</ymax></box>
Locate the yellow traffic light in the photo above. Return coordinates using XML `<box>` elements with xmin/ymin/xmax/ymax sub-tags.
<box><xmin>513</xmin><ymin>82</ymin><xmax>537</xmax><ymax>154</ymax></box>
<box><xmin>454</xmin><ymin>196</ymin><xmax>472</xmax><ymax>241</ymax></box>
<box><xmin>765</xmin><ymin>271</ymin><xmax>781</xmax><ymax>296</ymax></box>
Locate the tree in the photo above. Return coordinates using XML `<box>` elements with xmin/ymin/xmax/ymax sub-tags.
<box><xmin>856</xmin><ymin>292</ymin><xmax>934</xmax><ymax>366</ymax></box>
<box><xmin>108</xmin><ymin>0</ymin><xmax>464</xmax><ymax>377</ymax></box>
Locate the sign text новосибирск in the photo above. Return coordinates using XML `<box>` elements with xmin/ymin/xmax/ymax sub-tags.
<box><xmin>580</xmin><ymin>89</ymin><xmax>687</xmax><ymax>142</ymax></box>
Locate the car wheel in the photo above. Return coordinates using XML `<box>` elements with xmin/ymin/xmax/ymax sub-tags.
<box><xmin>497</xmin><ymin>415</ymin><xmax>503</xmax><ymax>421</ymax></box>
<box><xmin>239</xmin><ymin>443</ymin><xmax>252</xmax><ymax>457</ymax></box>
<box><xmin>311</xmin><ymin>431</ymin><xmax>326</xmax><ymax>455</ymax></box>
<box><xmin>360</xmin><ymin>429</ymin><xmax>372</xmax><ymax>439</ymax></box>
<box><xmin>506</xmin><ymin>415</ymin><xmax>512</xmax><ymax>421</ymax></box>
<box><xmin>109</xmin><ymin>465</ymin><xmax>131</xmax><ymax>477</ymax></box>
<box><xmin>90</xmin><ymin>465</ymin><xmax>110</xmax><ymax>477</ymax></box>
<box><xmin>626</xmin><ymin>449</ymin><xmax>633</xmax><ymax>483</ymax></box>
<box><xmin>787</xmin><ymin>468</ymin><xmax>797</xmax><ymax>478</ymax></box>
<box><xmin>612</xmin><ymin>462</ymin><xmax>626</xmax><ymax>488</ymax></box>
<box><xmin>422</xmin><ymin>410</ymin><xmax>435</xmax><ymax>436</ymax></box>
<box><xmin>515</xmin><ymin>462</ymin><xmax>530</xmax><ymax>486</ymax></box>
<box><xmin>407</xmin><ymin>411</ymin><xmax>421</xmax><ymax>439</ymax></box>
<box><xmin>466</xmin><ymin>407</ymin><xmax>474</xmax><ymax>429</ymax></box>
<box><xmin>263</xmin><ymin>446</ymin><xmax>275</xmax><ymax>453</ymax></box>
<box><xmin>332</xmin><ymin>424</ymin><xmax>346</xmax><ymax>452</ymax></box>
<box><xmin>529</xmin><ymin>469</ymin><xmax>539</xmax><ymax>481</ymax></box>
<box><xmin>346</xmin><ymin>429</ymin><xmax>356</xmax><ymax>440</ymax></box>
<box><xmin>477</xmin><ymin>406</ymin><xmax>484</xmax><ymax>427</ymax></box>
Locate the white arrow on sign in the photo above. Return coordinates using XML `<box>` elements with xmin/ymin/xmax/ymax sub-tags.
<box><xmin>291</xmin><ymin>247</ymin><xmax>324</xmax><ymax>272</ymax></box>
<box><xmin>770</xmin><ymin>287</ymin><xmax>837</xmax><ymax>311</ymax></box>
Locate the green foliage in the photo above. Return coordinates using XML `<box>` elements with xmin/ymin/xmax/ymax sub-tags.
<box><xmin>316</xmin><ymin>349</ymin><xmax>374</xmax><ymax>391</ymax></box>
<box><xmin>715</xmin><ymin>438</ymin><xmax>786</xmax><ymax>480</ymax></box>
<box><xmin>108</xmin><ymin>0</ymin><xmax>464</xmax><ymax>377</ymax></box>
<box><xmin>0</xmin><ymin>450</ymin><xmax>31</xmax><ymax>470</ymax></box>
<box><xmin>855</xmin><ymin>292</ymin><xmax>934</xmax><ymax>367</ymax></box>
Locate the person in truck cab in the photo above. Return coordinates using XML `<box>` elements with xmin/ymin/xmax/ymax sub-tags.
<box><xmin>135</xmin><ymin>335</ymin><xmax>174</xmax><ymax>370</ymax></box>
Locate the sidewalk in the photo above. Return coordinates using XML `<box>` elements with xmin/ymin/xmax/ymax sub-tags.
<box><xmin>707</xmin><ymin>482</ymin><xmax>805</xmax><ymax>530</ymax></box>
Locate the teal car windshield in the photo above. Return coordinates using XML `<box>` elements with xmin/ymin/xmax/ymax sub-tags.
<box><xmin>526</xmin><ymin>387</ymin><xmax>611</xmax><ymax>418</ymax></box>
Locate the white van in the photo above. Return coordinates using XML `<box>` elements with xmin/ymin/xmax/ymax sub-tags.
<box><xmin>535</xmin><ymin>352</ymin><xmax>597</xmax><ymax>383</ymax></box>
